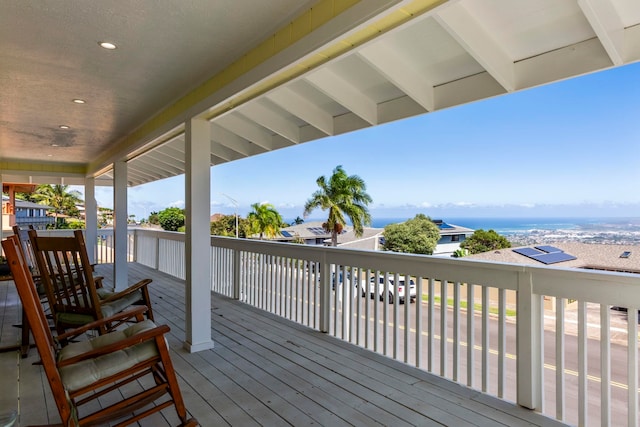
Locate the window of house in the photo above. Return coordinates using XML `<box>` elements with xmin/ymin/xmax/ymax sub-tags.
<box><xmin>451</xmin><ymin>235</ymin><xmax>460</xmax><ymax>242</ymax></box>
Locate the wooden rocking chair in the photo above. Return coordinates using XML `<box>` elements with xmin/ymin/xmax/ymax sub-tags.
<box><xmin>3</xmin><ymin>235</ymin><xmax>198</xmax><ymax>426</ymax></box>
<box><xmin>28</xmin><ymin>229</ymin><xmax>154</xmax><ymax>342</ymax></box>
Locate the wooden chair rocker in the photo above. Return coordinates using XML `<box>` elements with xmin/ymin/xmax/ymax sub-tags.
<box><xmin>28</xmin><ymin>229</ymin><xmax>154</xmax><ymax>341</ymax></box>
<box><xmin>3</xmin><ymin>235</ymin><xmax>198</xmax><ymax>426</ymax></box>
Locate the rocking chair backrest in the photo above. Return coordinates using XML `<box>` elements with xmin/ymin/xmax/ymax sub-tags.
<box><xmin>11</xmin><ymin>225</ymin><xmax>39</xmax><ymax>276</ymax></box>
<box><xmin>28</xmin><ymin>229</ymin><xmax>106</xmax><ymax>334</ymax></box>
<box><xmin>2</xmin><ymin>236</ymin><xmax>74</xmax><ymax>422</ymax></box>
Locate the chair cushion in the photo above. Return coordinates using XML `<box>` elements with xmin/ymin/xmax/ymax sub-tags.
<box><xmin>99</xmin><ymin>290</ymin><xmax>144</xmax><ymax>318</ymax></box>
<box><xmin>58</xmin><ymin>319</ymin><xmax>159</xmax><ymax>392</ymax></box>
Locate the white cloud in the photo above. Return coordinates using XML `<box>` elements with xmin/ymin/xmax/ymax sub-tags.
<box><xmin>170</xmin><ymin>200</ymin><xmax>185</xmax><ymax>208</ymax></box>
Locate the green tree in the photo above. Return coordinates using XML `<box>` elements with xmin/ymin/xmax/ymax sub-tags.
<box><xmin>157</xmin><ymin>207</ymin><xmax>185</xmax><ymax>231</ymax></box>
<box><xmin>31</xmin><ymin>184</ymin><xmax>83</xmax><ymax>229</ymax></box>
<box><xmin>382</xmin><ymin>214</ymin><xmax>440</xmax><ymax>254</ymax></box>
<box><xmin>292</xmin><ymin>216</ymin><xmax>304</xmax><ymax>225</ymax></box>
<box><xmin>460</xmin><ymin>229</ymin><xmax>511</xmax><ymax>254</ymax></box>
<box><xmin>210</xmin><ymin>214</ymin><xmax>250</xmax><ymax>238</ymax></box>
<box><xmin>247</xmin><ymin>203</ymin><xmax>283</xmax><ymax>239</ymax></box>
<box><xmin>304</xmin><ymin>165</ymin><xmax>372</xmax><ymax>246</ymax></box>
<box><xmin>148</xmin><ymin>211</ymin><xmax>159</xmax><ymax>225</ymax></box>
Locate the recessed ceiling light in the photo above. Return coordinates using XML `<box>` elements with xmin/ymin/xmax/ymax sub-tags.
<box><xmin>47</xmin><ymin>154</ymin><xmax>53</xmax><ymax>157</ymax></box>
<box><xmin>51</xmin><ymin>143</ymin><xmax>59</xmax><ymax>147</ymax></box>
<box><xmin>72</xmin><ymin>99</ymin><xmax>86</xmax><ymax>104</ymax></box>
<box><xmin>59</xmin><ymin>125</ymin><xmax>70</xmax><ymax>129</ymax></box>
<box><xmin>99</xmin><ymin>41</ymin><xmax>117</xmax><ymax>50</ymax></box>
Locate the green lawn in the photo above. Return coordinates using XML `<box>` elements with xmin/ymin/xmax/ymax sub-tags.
<box><xmin>421</xmin><ymin>294</ymin><xmax>517</xmax><ymax>317</ymax></box>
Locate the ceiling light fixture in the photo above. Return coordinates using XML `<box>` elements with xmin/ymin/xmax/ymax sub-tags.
<box><xmin>72</xmin><ymin>99</ymin><xmax>86</xmax><ymax>104</ymax></box>
<box><xmin>59</xmin><ymin>125</ymin><xmax>70</xmax><ymax>129</ymax></box>
<box><xmin>51</xmin><ymin>143</ymin><xmax>59</xmax><ymax>147</ymax></box>
<box><xmin>99</xmin><ymin>41</ymin><xmax>117</xmax><ymax>50</ymax></box>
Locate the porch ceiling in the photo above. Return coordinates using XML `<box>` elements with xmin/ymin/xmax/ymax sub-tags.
<box><xmin>1</xmin><ymin>0</ymin><xmax>639</xmax><ymax>187</ymax></box>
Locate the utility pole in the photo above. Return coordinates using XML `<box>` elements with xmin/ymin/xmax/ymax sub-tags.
<box><xmin>220</xmin><ymin>193</ymin><xmax>238</xmax><ymax>238</ymax></box>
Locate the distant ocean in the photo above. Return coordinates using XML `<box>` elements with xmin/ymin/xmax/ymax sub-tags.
<box><xmin>368</xmin><ymin>217</ymin><xmax>640</xmax><ymax>234</ymax></box>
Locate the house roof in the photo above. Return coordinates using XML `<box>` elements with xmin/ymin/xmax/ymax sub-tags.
<box><xmin>432</xmin><ymin>220</ymin><xmax>474</xmax><ymax>236</ymax></box>
<box><xmin>272</xmin><ymin>221</ymin><xmax>347</xmax><ymax>241</ymax></box>
<box><xmin>2</xmin><ymin>1</ymin><xmax>639</xmax><ymax>187</ymax></box>
<box><xmin>467</xmin><ymin>242</ymin><xmax>640</xmax><ymax>274</ymax></box>
<box><xmin>2</xmin><ymin>195</ymin><xmax>52</xmax><ymax>210</ymax></box>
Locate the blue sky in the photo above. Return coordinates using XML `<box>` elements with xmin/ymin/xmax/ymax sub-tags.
<box><xmin>91</xmin><ymin>62</ymin><xmax>640</xmax><ymax>221</ymax></box>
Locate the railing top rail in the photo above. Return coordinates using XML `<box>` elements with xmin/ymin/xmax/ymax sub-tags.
<box><xmin>131</xmin><ymin>228</ymin><xmax>640</xmax><ymax>304</ymax></box>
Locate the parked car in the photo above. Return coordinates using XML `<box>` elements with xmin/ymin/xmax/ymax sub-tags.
<box><xmin>367</xmin><ymin>276</ymin><xmax>417</xmax><ymax>304</ymax></box>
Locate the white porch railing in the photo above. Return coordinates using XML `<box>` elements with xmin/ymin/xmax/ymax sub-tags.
<box><xmin>127</xmin><ymin>228</ymin><xmax>639</xmax><ymax>427</ymax></box>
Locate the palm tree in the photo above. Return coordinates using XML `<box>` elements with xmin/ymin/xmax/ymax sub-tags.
<box><xmin>304</xmin><ymin>165</ymin><xmax>372</xmax><ymax>246</ymax></box>
<box><xmin>247</xmin><ymin>203</ymin><xmax>283</xmax><ymax>240</ymax></box>
<box><xmin>32</xmin><ymin>184</ymin><xmax>83</xmax><ymax>228</ymax></box>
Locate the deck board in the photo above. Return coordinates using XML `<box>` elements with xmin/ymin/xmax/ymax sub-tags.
<box><xmin>0</xmin><ymin>262</ymin><xmax>568</xmax><ymax>427</ymax></box>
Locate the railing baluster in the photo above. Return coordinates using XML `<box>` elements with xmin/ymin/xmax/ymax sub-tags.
<box><xmin>373</xmin><ymin>271</ymin><xmax>379</xmax><ymax>353</ymax></box>
<box><xmin>578</xmin><ymin>300</ymin><xmax>587</xmax><ymax>427</ymax></box>
<box><xmin>383</xmin><ymin>271</ymin><xmax>389</xmax><ymax>357</ymax></box>
<box><xmin>600</xmin><ymin>302</ymin><xmax>610</xmax><ymax>427</ymax></box>
<box><xmin>556</xmin><ymin>298</ymin><xmax>565</xmax><ymax>422</ymax></box>
<box><xmin>482</xmin><ymin>285</ymin><xmax>488</xmax><ymax>392</ymax></box>
<box><xmin>393</xmin><ymin>272</ymin><xmax>399</xmax><ymax>360</ymax></box>
<box><xmin>404</xmin><ymin>273</ymin><xmax>411</xmax><ymax>364</ymax></box>
<box><xmin>365</xmin><ymin>268</ymin><xmax>371</xmax><ymax>350</ymax></box>
<box><xmin>498</xmin><ymin>288</ymin><xmax>506</xmax><ymax>398</ymax></box>
<box><xmin>453</xmin><ymin>281</ymin><xmax>460</xmax><ymax>382</ymax></box>
<box><xmin>441</xmin><ymin>279</ymin><xmax>448</xmax><ymax>377</ymax></box>
<box><xmin>628</xmin><ymin>305</ymin><xmax>639</xmax><ymax>427</ymax></box>
<box><xmin>355</xmin><ymin>267</ymin><xmax>361</xmax><ymax>345</ymax></box>
<box><xmin>416</xmin><ymin>276</ymin><xmax>422</xmax><ymax>369</ymax></box>
<box><xmin>428</xmin><ymin>277</ymin><xmax>434</xmax><ymax>373</ymax></box>
<box><xmin>467</xmin><ymin>283</ymin><xmax>474</xmax><ymax>388</ymax></box>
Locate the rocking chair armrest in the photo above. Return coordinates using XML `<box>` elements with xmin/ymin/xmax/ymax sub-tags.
<box><xmin>55</xmin><ymin>306</ymin><xmax>149</xmax><ymax>342</ymax></box>
<box><xmin>100</xmin><ymin>278</ymin><xmax>152</xmax><ymax>303</ymax></box>
<box><xmin>57</xmin><ymin>324</ymin><xmax>170</xmax><ymax>367</ymax></box>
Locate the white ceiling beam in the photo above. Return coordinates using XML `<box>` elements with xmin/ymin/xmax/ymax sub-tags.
<box><xmin>143</xmin><ymin>152</ymin><xmax>184</xmax><ymax>174</ymax></box>
<box><xmin>238</xmin><ymin>101</ymin><xmax>301</xmax><ymax>144</ymax></box>
<box><xmin>126</xmin><ymin>167</ymin><xmax>157</xmax><ymax>184</ymax></box>
<box><xmin>515</xmin><ymin>38</ymin><xmax>612</xmax><ymax>89</ymax></box>
<box><xmin>216</xmin><ymin>114</ymin><xmax>281</xmax><ymax>151</ymax></box>
<box><xmin>128</xmin><ymin>160</ymin><xmax>168</xmax><ymax>181</ymax></box>
<box><xmin>266</xmin><ymin>87</ymin><xmax>334</xmax><ymax>136</ymax></box>
<box><xmin>358</xmin><ymin>41</ymin><xmax>435</xmax><ymax>112</ymax></box>
<box><xmin>209</xmin><ymin>141</ymin><xmax>244</xmax><ymax>162</ymax></box>
<box><xmin>434</xmin><ymin>2</ymin><xmax>515</xmax><ymax>92</ymax></box>
<box><xmin>154</xmin><ymin>144</ymin><xmax>185</xmax><ymax>163</ymax></box>
<box><xmin>210</xmin><ymin>123</ymin><xmax>266</xmax><ymax>157</ymax></box>
<box><xmin>210</xmin><ymin>154</ymin><xmax>226</xmax><ymax>165</ymax></box>
<box><xmin>305</xmin><ymin>67</ymin><xmax>378</xmax><ymax>125</ymax></box>
<box><xmin>578</xmin><ymin>0</ymin><xmax>625</xmax><ymax>65</ymax></box>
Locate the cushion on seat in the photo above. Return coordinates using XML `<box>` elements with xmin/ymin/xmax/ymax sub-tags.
<box><xmin>58</xmin><ymin>319</ymin><xmax>159</xmax><ymax>392</ymax></box>
<box><xmin>99</xmin><ymin>290</ymin><xmax>144</xmax><ymax>317</ymax></box>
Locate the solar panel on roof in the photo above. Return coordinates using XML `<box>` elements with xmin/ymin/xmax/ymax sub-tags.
<box><xmin>438</xmin><ymin>223</ymin><xmax>454</xmax><ymax>229</ymax></box>
<box><xmin>281</xmin><ymin>231</ymin><xmax>292</xmax><ymax>237</ymax></box>
<box><xmin>531</xmin><ymin>252</ymin><xmax>577</xmax><ymax>265</ymax></box>
<box><xmin>513</xmin><ymin>247</ymin><xmax>545</xmax><ymax>257</ymax></box>
<box><xmin>535</xmin><ymin>245</ymin><xmax>563</xmax><ymax>253</ymax></box>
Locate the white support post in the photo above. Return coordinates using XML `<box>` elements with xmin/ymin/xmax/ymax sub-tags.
<box><xmin>84</xmin><ymin>176</ymin><xmax>98</xmax><ymax>265</ymax></box>
<box><xmin>516</xmin><ymin>271</ymin><xmax>542</xmax><ymax>410</ymax></box>
<box><xmin>184</xmin><ymin>117</ymin><xmax>214</xmax><ymax>353</ymax></box>
<box><xmin>113</xmin><ymin>160</ymin><xmax>128</xmax><ymax>290</ymax></box>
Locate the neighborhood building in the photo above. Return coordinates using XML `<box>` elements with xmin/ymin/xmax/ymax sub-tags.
<box><xmin>263</xmin><ymin>219</ymin><xmax>473</xmax><ymax>255</ymax></box>
<box><xmin>2</xmin><ymin>195</ymin><xmax>54</xmax><ymax>230</ymax></box>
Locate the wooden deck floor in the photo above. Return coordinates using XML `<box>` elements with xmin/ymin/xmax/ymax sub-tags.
<box><xmin>0</xmin><ymin>262</ymin><xmax>567</xmax><ymax>426</ymax></box>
